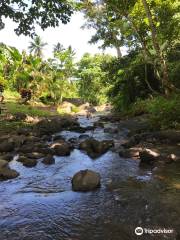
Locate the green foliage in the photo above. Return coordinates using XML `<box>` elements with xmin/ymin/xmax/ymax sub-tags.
<box><xmin>148</xmin><ymin>94</ymin><xmax>180</xmax><ymax>129</ymax></box>
<box><xmin>168</xmin><ymin>43</ymin><xmax>180</xmax><ymax>88</ymax></box>
<box><xmin>107</xmin><ymin>52</ymin><xmax>160</xmax><ymax>111</ymax></box>
<box><xmin>0</xmin><ymin>43</ymin><xmax>78</xmax><ymax>104</ymax></box>
<box><xmin>81</xmin><ymin>0</ymin><xmax>124</xmax><ymax>57</ymax></box>
<box><xmin>77</xmin><ymin>53</ymin><xmax>113</xmax><ymax>105</ymax></box>
<box><xmin>0</xmin><ymin>0</ymin><xmax>73</xmax><ymax>36</ymax></box>
<box><xmin>126</xmin><ymin>95</ymin><xmax>180</xmax><ymax>130</ymax></box>
<box><xmin>4</xmin><ymin>90</ymin><xmax>20</xmax><ymax>101</ymax></box>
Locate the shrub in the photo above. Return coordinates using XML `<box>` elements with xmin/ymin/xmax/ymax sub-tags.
<box><xmin>127</xmin><ymin>94</ymin><xmax>180</xmax><ymax>130</ymax></box>
<box><xmin>148</xmin><ymin>94</ymin><xmax>180</xmax><ymax>130</ymax></box>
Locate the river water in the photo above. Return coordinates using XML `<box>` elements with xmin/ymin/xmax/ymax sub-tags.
<box><xmin>0</xmin><ymin>115</ymin><xmax>179</xmax><ymax>240</ymax></box>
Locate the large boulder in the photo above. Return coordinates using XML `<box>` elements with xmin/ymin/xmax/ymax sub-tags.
<box><xmin>0</xmin><ymin>160</ymin><xmax>19</xmax><ymax>180</ymax></box>
<box><xmin>0</xmin><ymin>142</ymin><xmax>14</xmax><ymax>153</ymax></box>
<box><xmin>50</xmin><ymin>140</ymin><xmax>72</xmax><ymax>156</ymax></box>
<box><xmin>72</xmin><ymin>169</ymin><xmax>101</xmax><ymax>191</ymax></box>
<box><xmin>79</xmin><ymin>138</ymin><xmax>114</xmax><ymax>159</ymax></box>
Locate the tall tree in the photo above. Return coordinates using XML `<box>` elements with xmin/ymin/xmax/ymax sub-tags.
<box><xmin>81</xmin><ymin>0</ymin><xmax>124</xmax><ymax>58</ymax></box>
<box><xmin>141</xmin><ymin>0</ymin><xmax>172</xmax><ymax>95</ymax></box>
<box><xmin>104</xmin><ymin>0</ymin><xmax>179</xmax><ymax>94</ymax></box>
<box><xmin>28</xmin><ymin>36</ymin><xmax>47</xmax><ymax>58</ymax></box>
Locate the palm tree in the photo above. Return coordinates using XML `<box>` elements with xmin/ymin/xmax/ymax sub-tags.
<box><xmin>53</xmin><ymin>42</ymin><xmax>64</xmax><ymax>55</ymax></box>
<box><xmin>28</xmin><ymin>36</ymin><xmax>47</xmax><ymax>58</ymax></box>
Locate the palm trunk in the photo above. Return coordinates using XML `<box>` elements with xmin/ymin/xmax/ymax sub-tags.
<box><xmin>141</xmin><ymin>0</ymin><xmax>171</xmax><ymax>95</ymax></box>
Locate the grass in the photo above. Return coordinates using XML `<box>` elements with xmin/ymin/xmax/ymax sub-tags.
<box><xmin>2</xmin><ymin>90</ymin><xmax>56</xmax><ymax>117</ymax></box>
<box><xmin>0</xmin><ymin>120</ymin><xmax>32</xmax><ymax>135</ymax></box>
<box><xmin>5</xmin><ymin>102</ymin><xmax>53</xmax><ymax>117</ymax></box>
<box><xmin>0</xmin><ymin>90</ymin><xmax>58</xmax><ymax>134</ymax></box>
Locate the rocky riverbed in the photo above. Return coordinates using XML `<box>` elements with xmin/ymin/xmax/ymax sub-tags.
<box><xmin>0</xmin><ymin>112</ymin><xmax>180</xmax><ymax>240</ymax></box>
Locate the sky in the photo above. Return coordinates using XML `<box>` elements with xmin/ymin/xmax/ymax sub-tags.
<box><xmin>0</xmin><ymin>13</ymin><xmax>126</xmax><ymax>60</ymax></box>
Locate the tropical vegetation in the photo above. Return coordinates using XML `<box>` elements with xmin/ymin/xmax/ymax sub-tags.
<box><xmin>0</xmin><ymin>0</ymin><xmax>179</xmax><ymax>130</ymax></box>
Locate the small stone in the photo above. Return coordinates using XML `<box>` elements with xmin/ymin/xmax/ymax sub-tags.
<box><xmin>22</xmin><ymin>159</ymin><xmax>37</xmax><ymax>168</ymax></box>
<box><xmin>42</xmin><ymin>155</ymin><xmax>55</xmax><ymax>165</ymax></box>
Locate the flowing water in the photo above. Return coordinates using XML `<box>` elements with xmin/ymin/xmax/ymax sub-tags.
<box><xmin>0</xmin><ymin>114</ymin><xmax>180</xmax><ymax>240</ymax></box>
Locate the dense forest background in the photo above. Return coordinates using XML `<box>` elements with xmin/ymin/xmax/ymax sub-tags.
<box><xmin>0</xmin><ymin>0</ymin><xmax>180</xmax><ymax>129</ymax></box>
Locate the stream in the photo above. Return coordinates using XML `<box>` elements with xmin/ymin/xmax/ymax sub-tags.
<box><xmin>0</xmin><ymin>114</ymin><xmax>179</xmax><ymax>240</ymax></box>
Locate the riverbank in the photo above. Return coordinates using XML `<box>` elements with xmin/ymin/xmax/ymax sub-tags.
<box><xmin>0</xmin><ymin>99</ymin><xmax>180</xmax><ymax>179</ymax></box>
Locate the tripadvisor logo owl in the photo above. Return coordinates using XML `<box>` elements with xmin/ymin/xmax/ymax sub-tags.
<box><xmin>135</xmin><ymin>227</ymin><xmax>143</xmax><ymax>235</ymax></box>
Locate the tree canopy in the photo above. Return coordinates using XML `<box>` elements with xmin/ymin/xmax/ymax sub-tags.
<box><xmin>0</xmin><ymin>0</ymin><xmax>74</xmax><ymax>36</ymax></box>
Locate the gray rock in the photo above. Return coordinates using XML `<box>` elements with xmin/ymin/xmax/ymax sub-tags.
<box><xmin>139</xmin><ymin>148</ymin><xmax>160</xmax><ymax>165</ymax></box>
<box><xmin>0</xmin><ymin>142</ymin><xmax>14</xmax><ymax>152</ymax></box>
<box><xmin>13</xmin><ymin>112</ymin><xmax>27</xmax><ymax>121</ymax></box>
<box><xmin>42</xmin><ymin>155</ymin><xmax>55</xmax><ymax>165</ymax></box>
<box><xmin>21</xmin><ymin>158</ymin><xmax>37</xmax><ymax>167</ymax></box>
<box><xmin>53</xmin><ymin>135</ymin><xmax>65</xmax><ymax>141</ymax></box>
<box><xmin>34</xmin><ymin>116</ymin><xmax>79</xmax><ymax>135</ymax></box>
<box><xmin>18</xmin><ymin>145</ymin><xmax>34</xmax><ymax>154</ymax></box>
<box><xmin>9</xmin><ymin>135</ymin><xmax>26</xmax><ymax>147</ymax></box>
<box><xmin>1</xmin><ymin>153</ymin><xmax>14</xmax><ymax>162</ymax></box>
<box><xmin>79</xmin><ymin>138</ymin><xmax>114</xmax><ymax>159</ymax></box>
<box><xmin>0</xmin><ymin>168</ymin><xmax>19</xmax><ymax>180</ymax></box>
<box><xmin>72</xmin><ymin>169</ymin><xmax>101</xmax><ymax>191</ymax></box>
<box><xmin>0</xmin><ymin>160</ymin><xmax>19</xmax><ymax>180</ymax></box>
<box><xmin>51</xmin><ymin>140</ymin><xmax>72</xmax><ymax>156</ymax></box>
<box><xmin>0</xmin><ymin>160</ymin><xmax>8</xmax><ymax>169</ymax></box>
